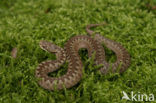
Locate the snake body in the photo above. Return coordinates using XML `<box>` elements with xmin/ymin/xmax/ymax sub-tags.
<box><xmin>35</xmin><ymin>24</ymin><xmax>130</xmax><ymax>90</ymax></box>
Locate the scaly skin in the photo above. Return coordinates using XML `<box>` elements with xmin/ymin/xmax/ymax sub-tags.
<box><xmin>86</xmin><ymin>23</ymin><xmax>130</xmax><ymax>73</ymax></box>
<box><xmin>35</xmin><ymin>23</ymin><xmax>130</xmax><ymax>90</ymax></box>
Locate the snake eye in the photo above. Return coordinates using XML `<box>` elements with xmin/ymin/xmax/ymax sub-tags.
<box><xmin>39</xmin><ymin>41</ymin><xmax>47</xmax><ymax>49</ymax></box>
<box><xmin>42</xmin><ymin>45</ymin><xmax>46</xmax><ymax>48</ymax></box>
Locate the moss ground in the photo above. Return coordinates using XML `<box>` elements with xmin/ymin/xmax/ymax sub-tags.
<box><xmin>0</xmin><ymin>0</ymin><xmax>156</xmax><ymax>102</ymax></box>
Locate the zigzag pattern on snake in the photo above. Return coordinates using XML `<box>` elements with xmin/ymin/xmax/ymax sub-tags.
<box><xmin>35</xmin><ymin>23</ymin><xmax>130</xmax><ymax>90</ymax></box>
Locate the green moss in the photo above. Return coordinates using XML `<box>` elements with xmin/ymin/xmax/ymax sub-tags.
<box><xmin>0</xmin><ymin>0</ymin><xmax>155</xmax><ymax>102</ymax></box>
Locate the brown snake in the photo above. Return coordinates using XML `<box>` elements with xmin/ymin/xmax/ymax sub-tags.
<box><xmin>35</xmin><ymin>23</ymin><xmax>130</xmax><ymax>90</ymax></box>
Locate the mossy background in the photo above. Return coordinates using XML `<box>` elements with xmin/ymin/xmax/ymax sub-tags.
<box><xmin>0</xmin><ymin>0</ymin><xmax>156</xmax><ymax>102</ymax></box>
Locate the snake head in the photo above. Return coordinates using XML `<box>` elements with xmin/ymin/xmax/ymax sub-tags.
<box><xmin>39</xmin><ymin>40</ymin><xmax>57</xmax><ymax>53</ymax></box>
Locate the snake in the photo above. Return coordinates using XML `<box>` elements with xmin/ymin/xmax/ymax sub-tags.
<box><xmin>35</xmin><ymin>23</ymin><xmax>131</xmax><ymax>90</ymax></box>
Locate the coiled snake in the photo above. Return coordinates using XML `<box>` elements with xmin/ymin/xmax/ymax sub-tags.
<box><xmin>35</xmin><ymin>23</ymin><xmax>131</xmax><ymax>90</ymax></box>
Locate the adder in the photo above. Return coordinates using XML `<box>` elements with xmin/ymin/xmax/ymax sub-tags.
<box><xmin>35</xmin><ymin>23</ymin><xmax>131</xmax><ymax>90</ymax></box>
